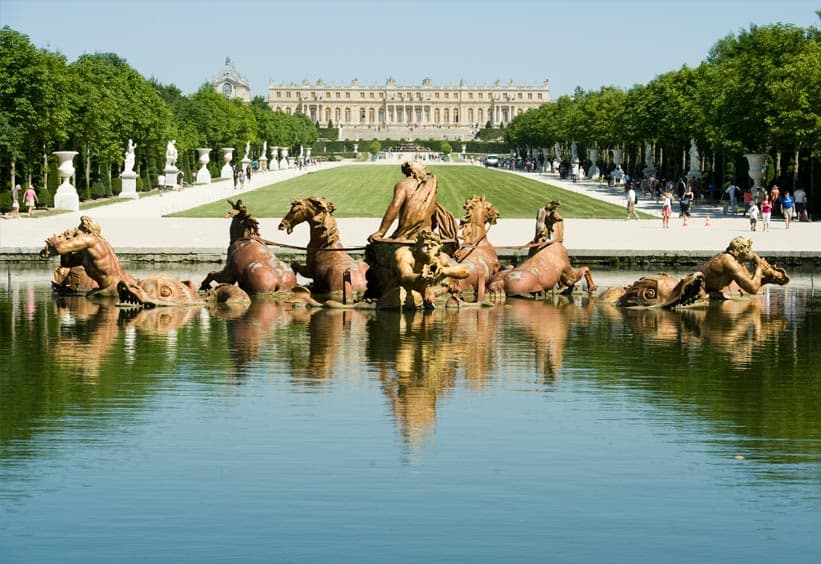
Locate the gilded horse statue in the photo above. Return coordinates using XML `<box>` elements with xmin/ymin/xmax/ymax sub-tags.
<box><xmin>200</xmin><ymin>200</ymin><xmax>296</xmax><ymax>295</ymax></box>
<box><xmin>278</xmin><ymin>196</ymin><xmax>369</xmax><ymax>299</ymax></box>
<box><xmin>451</xmin><ymin>195</ymin><xmax>501</xmax><ymax>301</ymax></box>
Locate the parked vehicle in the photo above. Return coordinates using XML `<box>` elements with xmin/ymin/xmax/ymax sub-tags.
<box><xmin>484</xmin><ymin>154</ymin><xmax>499</xmax><ymax>167</ymax></box>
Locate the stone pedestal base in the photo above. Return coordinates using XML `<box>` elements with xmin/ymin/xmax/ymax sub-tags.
<box><xmin>221</xmin><ymin>164</ymin><xmax>234</xmax><ymax>179</ymax></box>
<box><xmin>120</xmin><ymin>172</ymin><xmax>138</xmax><ymax>199</ymax></box>
<box><xmin>164</xmin><ymin>167</ymin><xmax>179</xmax><ymax>190</ymax></box>
<box><xmin>54</xmin><ymin>181</ymin><xmax>80</xmax><ymax>212</ymax></box>
<box><xmin>196</xmin><ymin>167</ymin><xmax>211</xmax><ymax>184</ymax></box>
<box><xmin>588</xmin><ymin>165</ymin><xmax>600</xmax><ymax>180</ymax></box>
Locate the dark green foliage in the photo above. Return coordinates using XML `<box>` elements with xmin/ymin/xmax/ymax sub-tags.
<box><xmin>112</xmin><ymin>176</ymin><xmax>122</xmax><ymax>196</ymax></box>
<box><xmin>90</xmin><ymin>180</ymin><xmax>107</xmax><ymax>199</ymax></box>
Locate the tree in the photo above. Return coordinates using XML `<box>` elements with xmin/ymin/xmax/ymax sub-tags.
<box><xmin>0</xmin><ymin>27</ymin><xmax>70</xmax><ymax>190</ymax></box>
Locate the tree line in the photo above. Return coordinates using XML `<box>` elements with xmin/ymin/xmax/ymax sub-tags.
<box><xmin>504</xmin><ymin>18</ymin><xmax>821</xmax><ymax>202</ymax></box>
<box><xmin>0</xmin><ymin>27</ymin><xmax>318</xmax><ymax>203</ymax></box>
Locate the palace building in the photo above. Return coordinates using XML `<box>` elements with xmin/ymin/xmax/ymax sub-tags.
<box><xmin>211</xmin><ymin>57</ymin><xmax>251</xmax><ymax>102</ymax></box>
<box><xmin>267</xmin><ymin>77</ymin><xmax>550</xmax><ymax>140</ymax></box>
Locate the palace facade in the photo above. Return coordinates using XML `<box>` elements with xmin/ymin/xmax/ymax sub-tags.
<box><xmin>211</xmin><ymin>57</ymin><xmax>251</xmax><ymax>102</ymax></box>
<box><xmin>266</xmin><ymin>77</ymin><xmax>550</xmax><ymax>130</ymax></box>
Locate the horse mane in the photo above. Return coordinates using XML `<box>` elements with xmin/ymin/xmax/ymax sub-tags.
<box><xmin>228</xmin><ymin>199</ymin><xmax>261</xmax><ymax>243</ymax></box>
<box><xmin>459</xmin><ymin>195</ymin><xmax>497</xmax><ymax>244</ymax></box>
<box><xmin>304</xmin><ymin>197</ymin><xmax>340</xmax><ymax>248</ymax></box>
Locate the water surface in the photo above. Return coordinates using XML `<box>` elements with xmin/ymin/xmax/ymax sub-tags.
<box><xmin>1</xmin><ymin>264</ymin><xmax>819</xmax><ymax>563</ymax></box>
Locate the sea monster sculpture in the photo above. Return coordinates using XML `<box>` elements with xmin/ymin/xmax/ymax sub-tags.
<box><xmin>200</xmin><ymin>199</ymin><xmax>297</xmax><ymax>295</ymax></box>
<box><xmin>597</xmin><ymin>236</ymin><xmax>789</xmax><ymax>307</ymax></box>
<box><xmin>117</xmin><ymin>274</ymin><xmax>203</xmax><ymax>308</ymax></box>
<box><xmin>277</xmin><ymin>196</ymin><xmax>369</xmax><ymax>298</ymax></box>
<box><xmin>40</xmin><ymin>216</ymin><xmax>210</xmax><ymax>307</ymax></box>
<box><xmin>597</xmin><ymin>272</ymin><xmax>706</xmax><ymax>308</ymax></box>
<box><xmin>39</xmin><ymin>216</ymin><xmax>138</xmax><ymax>297</ymax></box>
<box><xmin>698</xmin><ymin>236</ymin><xmax>789</xmax><ymax>297</ymax></box>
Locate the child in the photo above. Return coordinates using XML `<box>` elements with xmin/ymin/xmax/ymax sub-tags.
<box><xmin>760</xmin><ymin>197</ymin><xmax>772</xmax><ymax>231</ymax></box>
<box><xmin>748</xmin><ymin>201</ymin><xmax>759</xmax><ymax>231</ymax></box>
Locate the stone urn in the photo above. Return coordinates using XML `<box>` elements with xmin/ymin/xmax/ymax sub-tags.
<box><xmin>196</xmin><ymin>148</ymin><xmax>211</xmax><ymax>184</ymax></box>
<box><xmin>53</xmin><ymin>150</ymin><xmax>80</xmax><ymax>212</ymax></box>
<box><xmin>744</xmin><ymin>153</ymin><xmax>767</xmax><ymax>190</ymax></box>
<box><xmin>221</xmin><ymin>148</ymin><xmax>234</xmax><ymax>179</ymax></box>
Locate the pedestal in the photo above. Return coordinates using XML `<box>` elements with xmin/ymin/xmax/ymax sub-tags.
<box><xmin>195</xmin><ymin>148</ymin><xmax>211</xmax><ymax>185</ymax></box>
<box><xmin>120</xmin><ymin>171</ymin><xmax>138</xmax><ymax>199</ymax></box>
<box><xmin>54</xmin><ymin>180</ymin><xmax>80</xmax><ymax>212</ymax></box>
<box><xmin>164</xmin><ymin>167</ymin><xmax>179</xmax><ymax>190</ymax></box>
<box><xmin>53</xmin><ymin>150</ymin><xmax>80</xmax><ymax>211</ymax></box>
<box><xmin>196</xmin><ymin>167</ymin><xmax>212</xmax><ymax>185</ymax></box>
<box><xmin>221</xmin><ymin>148</ymin><xmax>234</xmax><ymax>179</ymax></box>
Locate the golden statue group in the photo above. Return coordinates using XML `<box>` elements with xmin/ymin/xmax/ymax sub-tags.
<box><xmin>39</xmin><ymin>161</ymin><xmax>789</xmax><ymax>311</ymax></box>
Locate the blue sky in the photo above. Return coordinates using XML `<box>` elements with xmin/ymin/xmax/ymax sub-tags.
<box><xmin>2</xmin><ymin>0</ymin><xmax>818</xmax><ymax>99</ymax></box>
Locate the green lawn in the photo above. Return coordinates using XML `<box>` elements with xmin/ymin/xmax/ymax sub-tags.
<box><xmin>170</xmin><ymin>165</ymin><xmax>635</xmax><ymax>219</ymax></box>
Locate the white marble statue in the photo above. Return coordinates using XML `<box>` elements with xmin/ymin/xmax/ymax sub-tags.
<box><xmin>689</xmin><ymin>138</ymin><xmax>700</xmax><ymax>172</ymax></box>
<box><xmin>262</xmin><ymin>141</ymin><xmax>268</xmax><ymax>160</ymax></box>
<box><xmin>571</xmin><ymin>142</ymin><xmax>579</xmax><ymax>163</ymax></box>
<box><xmin>165</xmin><ymin>139</ymin><xmax>178</xmax><ymax>168</ymax></box>
<box><xmin>123</xmin><ymin>139</ymin><xmax>137</xmax><ymax>173</ymax></box>
<box><xmin>243</xmin><ymin>141</ymin><xmax>250</xmax><ymax>161</ymax></box>
<box><xmin>644</xmin><ymin>140</ymin><xmax>655</xmax><ymax>169</ymax></box>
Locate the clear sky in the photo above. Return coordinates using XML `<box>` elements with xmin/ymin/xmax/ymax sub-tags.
<box><xmin>2</xmin><ymin>0</ymin><xmax>818</xmax><ymax>99</ymax></box>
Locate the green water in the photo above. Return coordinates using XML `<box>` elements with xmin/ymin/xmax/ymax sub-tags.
<box><xmin>1</xmin><ymin>265</ymin><xmax>819</xmax><ymax>563</ymax></box>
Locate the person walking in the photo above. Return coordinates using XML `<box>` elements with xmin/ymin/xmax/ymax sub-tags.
<box><xmin>23</xmin><ymin>184</ymin><xmax>38</xmax><ymax>217</ymax></box>
<box><xmin>748</xmin><ymin>201</ymin><xmax>759</xmax><ymax>231</ymax></box>
<box><xmin>760</xmin><ymin>196</ymin><xmax>772</xmax><ymax>231</ymax></box>
<box><xmin>626</xmin><ymin>185</ymin><xmax>639</xmax><ymax>220</ymax></box>
<box><xmin>679</xmin><ymin>185</ymin><xmax>694</xmax><ymax>225</ymax></box>
<box><xmin>10</xmin><ymin>183</ymin><xmax>20</xmax><ymax>218</ymax></box>
<box><xmin>724</xmin><ymin>182</ymin><xmax>738</xmax><ymax>215</ymax></box>
<box><xmin>781</xmin><ymin>191</ymin><xmax>795</xmax><ymax>230</ymax></box>
<box><xmin>661</xmin><ymin>189</ymin><xmax>672</xmax><ymax>229</ymax></box>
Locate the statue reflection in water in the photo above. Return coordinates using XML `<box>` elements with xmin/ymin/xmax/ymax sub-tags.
<box><xmin>611</xmin><ymin>296</ymin><xmax>786</xmax><ymax>364</ymax></box>
<box><xmin>366</xmin><ymin>307</ymin><xmax>500</xmax><ymax>457</ymax></box>
<box><xmin>503</xmin><ymin>295</ymin><xmax>593</xmax><ymax>384</ymax></box>
<box><xmin>52</xmin><ymin>297</ymin><xmax>201</xmax><ymax>381</ymax></box>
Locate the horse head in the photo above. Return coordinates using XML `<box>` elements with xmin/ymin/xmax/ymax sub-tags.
<box><xmin>226</xmin><ymin>199</ymin><xmax>260</xmax><ymax>242</ymax></box>
<box><xmin>460</xmin><ymin>195</ymin><xmax>499</xmax><ymax>243</ymax></box>
<box><xmin>279</xmin><ymin>196</ymin><xmax>335</xmax><ymax>235</ymax></box>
